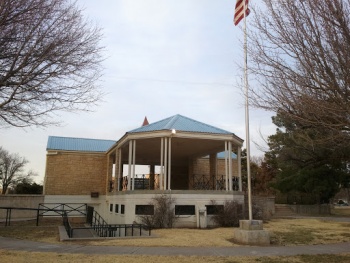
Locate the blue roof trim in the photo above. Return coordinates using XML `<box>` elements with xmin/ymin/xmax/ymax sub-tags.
<box><xmin>47</xmin><ymin>136</ymin><xmax>116</xmax><ymax>152</ymax></box>
<box><xmin>129</xmin><ymin>114</ymin><xmax>233</xmax><ymax>134</ymax></box>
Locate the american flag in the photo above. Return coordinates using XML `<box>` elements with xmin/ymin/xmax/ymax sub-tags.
<box><xmin>234</xmin><ymin>0</ymin><xmax>250</xmax><ymax>26</ymax></box>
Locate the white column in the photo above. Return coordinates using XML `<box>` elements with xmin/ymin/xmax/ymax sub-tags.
<box><xmin>127</xmin><ymin>141</ymin><xmax>132</xmax><ymax>191</ymax></box>
<box><xmin>224</xmin><ymin>141</ymin><xmax>228</xmax><ymax>191</ymax></box>
<box><xmin>160</xmin><ymin>138</ymin><xmax>164</xmax><ymax>190</ymax></box>
<box><xmin>238</xmin><ymin>147</ymin><xmax>242</xmax><ymax>191</ymax></box>
<box><xmin>116</xmin><ymin>148</ymin><xmax>121</xmax><ymax>192</ymax></box>
<box><xmin>168</xmin><ymin>137</ymin><xmax>171</xmax><ymax>190</ymax></box>
<box><xmin>164</xmin><ymin>137</ymin><xmax>168</xmax><ymax>190</ymax></box>
<box><xmin>132</xmin><ymin>140</ymin><xmax>136</xmax><ymax>190</ymax></box>
<box><xmin>228</xmin><ymin>142</ymin><xmax>233</xmax><ymax>191</ymax></box>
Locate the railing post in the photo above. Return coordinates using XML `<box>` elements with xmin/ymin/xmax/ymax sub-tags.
<box><xmin>36</xmin><ymin>208</ymin><xmax>40</xmax><ymax>226</ymax></box>
<box><xmin>5</xmin><ymin>208</ymin><xmax>11</xmax><ymax>226</ymax></box>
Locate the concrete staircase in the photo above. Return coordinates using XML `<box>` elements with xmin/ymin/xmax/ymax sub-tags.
<box><xmin>273</xmin><ymin>204</ymin><xmax>298</xmax><ymax>218</ymax></box>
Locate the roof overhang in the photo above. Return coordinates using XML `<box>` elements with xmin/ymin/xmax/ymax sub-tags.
<box><xmin>107</xmin><ymin>130</ymin><xmax>243</xmax><ymax>165</ymax></box>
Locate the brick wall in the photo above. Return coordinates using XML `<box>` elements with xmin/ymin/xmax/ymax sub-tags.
<box><xmin>189</xmin><ymin>157</ymin><xmax>239</xmax><ymax>190</ymax></box>
<box><xmin>191</xmin><ymin>158</ymin><xmax>239</xmax><ymax>177</ymax></box>
<box><xmin>44</xmin><ymin>151</ymin><xmax>107</xmax><ymax>195</ymax></box>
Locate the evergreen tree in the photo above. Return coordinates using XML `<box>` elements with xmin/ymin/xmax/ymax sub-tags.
<box><xmin>265</xmin><ymin>112</ymin><xmax>350</xmax><ymax>203</ymax></box>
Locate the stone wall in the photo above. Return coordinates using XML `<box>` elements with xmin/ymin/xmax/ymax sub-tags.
<box><xmin>252</xmin><ymin>196</ymin><xmax>275</xmax><ymax>220</ymax></box>
<box><xmin>44</xmin><ymin>151</ymin><xmax>107</xmax><ymax>196</ymax></box>
<box><xmin>290</xmin><ymin>204</ymin><xmax>331</xmax><ymax>215</ymax></box>
<box><xmin>0</xmin><ymin>195</ymin><xmax>44</xmax><ymax>219</ymax></box>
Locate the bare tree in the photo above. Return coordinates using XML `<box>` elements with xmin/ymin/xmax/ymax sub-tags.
<box><xmin>0</xmin><ymin>0</ymin><xmax>103</xmax><ymax>128</ymax></box>
<box><xmin>0</xmin><ymin>147</ymin><xmax>34</xmax><ymax>194</ymax></box>
<box><xmin>248</xmin><ymin>1</ymin><xmax>350</xmax><ymax>146</ymax></box>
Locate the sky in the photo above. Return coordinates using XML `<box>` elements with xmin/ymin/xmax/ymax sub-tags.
<box><xmin>1</xmin><ymin>0</ymin><xmax>276</xmax><ymax>183</ymax></box>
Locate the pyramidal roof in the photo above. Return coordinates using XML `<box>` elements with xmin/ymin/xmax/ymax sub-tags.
<box><xmin>129</xmin><ymin>114</ymin><xmax>232</xmax><ymax>135</ymax></box>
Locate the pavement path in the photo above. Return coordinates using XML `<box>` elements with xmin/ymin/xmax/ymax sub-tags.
<box><xmin>0</xmin><ymin>236</ymin><xmax>349</xmax><ymax>257</ymax></box>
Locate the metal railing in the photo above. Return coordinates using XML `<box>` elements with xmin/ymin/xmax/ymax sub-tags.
<box><xmin>121</xmin><ymin>174</ymin><xmax>160</xmax><ymax>191</ymax></box>
<box><xmin>88</xmin><ymin>207</ymin><xmax>109</xmax><ymax>237</ymax></box>
<box><xmin>62</xmin><ymin>211</ymin><xmax>73</xmax><ymax>237</ymax></box>
<box><xmin>1</xmin><ymin>205</ymin><xmax>151</xmax><ymax>238</ymax></box>
<box><xmin>38</xmin><ymin>203</ymin><xmax>87</xmax><ymax>217</ymax></box>
<box><xmin>87</xmin><ymin>206</ymin><xmax>151</xmax><ymax>237</ymax></box>
<box><xmin>0</xmin><ymin>203</ymin><xmax>87</xmax><ymax>226</ymax></box>
<box><xmin>89</xmin><ymin>224</ymin><xmax>151</xmax><ymax>237</ymax></box>
<box><xmin>191</xmin><ymin>174</ymin><xmax>240</xmax><ymax>191</ymax></box>
<box><xmin>0</xmin><ymin>207</ymin><xmax>40</xmax><ymax>226</ymax></box>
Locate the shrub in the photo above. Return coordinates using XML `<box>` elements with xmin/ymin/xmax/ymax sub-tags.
<box><xmin>211</xmin><ymin>200</ymin><xmax>264</xmax><ymax>227</ymax></box>
<box><xmin>138</xmin><ymin>194</ymin><xmax>177</xmax><ymax>229</ymax></box>
<box><xmin>211</xmin><ymin>200</ymin><xmax>243</xmax><ymax>227</ymax></box>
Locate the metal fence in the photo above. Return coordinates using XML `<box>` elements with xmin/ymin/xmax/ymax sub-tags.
<box><xmin>38</xmin><ymin>203</ymin><xmax>87</xmax><ymax>217</ymax></box>
<box><xmin>0</xmin><ymin>203</ymin><xmax>87</xmax><ymax>226</ymax></box>
<box><xmin>1</xmin><ymin>205</ymin><xmax>151</xmax><ymax>239</ymax></box>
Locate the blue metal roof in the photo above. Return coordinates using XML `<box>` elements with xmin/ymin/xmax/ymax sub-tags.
<box><xmin>129</xmin><ymin>114</ymin><xmax>233</xmax><ymax>134</ymax></box>
<box><xmin>217</xmin><ymin>151</ymin><xmax>237</xmax><ymax>159</ymax></box>
<box><xmin>203</xmin><ymin>152</ymin><xmax>237</xmax><ymax>159</ymax></box>
<box><xmin>47</xmin><ymin>136</ymin><xmax>116</xmax><ymax>152</ymax></box>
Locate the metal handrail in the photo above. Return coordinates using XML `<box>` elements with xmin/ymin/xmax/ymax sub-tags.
<box><xmin>62</xmin><ymin>211</ymin><xmax>73</xmax><ymax>237</ymax></box>
<box><xmin>0</xmin><ymin>204</ymin><xmax>87</xmax><ymax>226</ymax></box>
<box><xmin>0</xmin><ymin>206</ymin><xmax>65</xmax><ymax>226</ymax></box>
<box><xmin>87</xmin><ymin>208</ymin><xmax>151</xmax><ymax>237</ymax></box>
<box><xmin>72</xmin><ymin>224</ymin><xmax>151</xmax><ymax>238</ymax></box>
<box><xmin>0</xmin><ymin>206</ymin><xmax>151</xmax><ymax>238</ymax></box>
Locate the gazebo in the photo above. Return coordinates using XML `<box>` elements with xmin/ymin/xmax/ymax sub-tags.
<box><xmin>105</xmin><ymin>114</ymin><xmax>245</xmax><ymax>227</ymax></box>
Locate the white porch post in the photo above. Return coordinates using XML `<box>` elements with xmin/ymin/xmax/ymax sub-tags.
<box><xmin>225</xmin><ymin>141</ymin><xmax>228</xmax><ymax>191</ymax></box>
<box><xmin>127</xmin><ymin>141</ymin><xmax>132</xmax><ymax>190</ymax></box>
<box><xmin>160</xmin><ymin>138</ymin><xmax>164</xmax><ymax>190</ymax></box>
<box><xmin>116</xmin><ymin>148</ymin><xmax>121</xmax><ymax>192</ymax></box>
<box><xmin>238</xmin><ymin>147</ymin><xmax>242</xmax><ymax>191</ymax></box>
<box><xmin>164</xmin><ymin>137</ymin><xmax>168</xmax><ymax>190</ymax></box>
<box><xmin>228</xmin><ymin>142</ymin><xmax>233</xmax><ymax>191</ymax></box>
<box><xmin>132</xmin><ymin>140</ymin><xmax>136</xmax><ymax>190</ymax></box>
<box><xmin>168</xmin><ymin>137</ymin><xmax>171</xmax><ymax>190</ymax></box>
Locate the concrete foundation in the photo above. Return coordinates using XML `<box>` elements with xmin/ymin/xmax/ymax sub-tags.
<box><xmin>233</xmin><ymin>220</ymin><xmax>270</xmax><ymax>246</ymax></box>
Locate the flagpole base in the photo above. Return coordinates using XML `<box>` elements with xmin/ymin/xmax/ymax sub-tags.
<box><xmin>233</xmin><ymin>220</ymin><xmax>270</xmax><ymax>246</ymax></box>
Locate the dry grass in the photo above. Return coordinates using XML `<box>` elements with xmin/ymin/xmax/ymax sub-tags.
<box><xmin>264</xmin><ymin>219</ymin><xmax>350</xmax><ymax>246</ymax></box>
<box><xmin>1</xmin><ymin>218</ymin><xmax>350</xmax><ymax>262</ymax></box>
<box><xmin>1</xmin><ymin>218</ymin><xmax>350</xmax><ymax>247</ymax></box>
<box><xmin>1</xmin><ymin>250</ymin><xmax>350</xmax><ymax>263</ymax></box>
<box><xmin>82</xmin><ymin>227</ymin><xmax>239</xmax><ymax>247</ymax></box>
<box><xmin>333</xmin><ymin>207</ymin><xmax>350</xmax><ymax>217</ymax></box>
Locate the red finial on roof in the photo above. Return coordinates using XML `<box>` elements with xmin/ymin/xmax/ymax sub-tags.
<box><xmin>142</xmin><ymin>116</ymin><xmax>149</xmax><ymax>126</ymax></box>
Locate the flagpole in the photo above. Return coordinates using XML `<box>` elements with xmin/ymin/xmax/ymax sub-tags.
<box><xmin>243</xmin><ymin>0</ymin><xmax>253</xmax><ymax>221</ymax></box>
